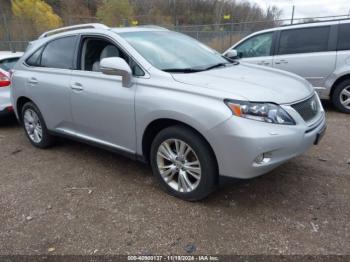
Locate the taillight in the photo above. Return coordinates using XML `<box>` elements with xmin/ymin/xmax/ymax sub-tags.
<box><xmin>0</xmin><ymin>71</ymin><xmax>11</xmax><ymax>87</ymax></box>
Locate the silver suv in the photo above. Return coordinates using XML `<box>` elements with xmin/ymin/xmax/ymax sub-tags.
<box><xmin>225</xmin><ymin>19</ymin><xmax>350</xmax><ymax>113</ymax></box>
<box><xmin>11</xmin><ymin>24</ymin><xmax>326</xmax><ymax>201</ymax></box>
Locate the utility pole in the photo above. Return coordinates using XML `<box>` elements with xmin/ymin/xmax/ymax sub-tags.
<box><xmin>2</xmin><ymin>13</ymin><xmax>13</xmax><ymax>52</ymax></box>
<box><xmin>173</xmin><ymin>0</ymin><xmax>177</xmax><ymax>27</ymax></box>
<box><xmin>291</xmin><ymin>5</ymin><xmax>295</xmax><ymax>24</ymax></box>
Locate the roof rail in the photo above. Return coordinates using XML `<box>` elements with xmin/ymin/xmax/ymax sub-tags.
<box><xmin>138</xmin><ymin>25</ymin><xmax>168</xmax><ymax>30</ymax></box>
<box><xmin>281</xmin><ymin>17</ymin><xmax>350</xmax><ymax>27</ymax></box>
<box><xmin>39</xmin><ymin>23</ymin><xmax>109</xmax><ymax>39</ymax></box>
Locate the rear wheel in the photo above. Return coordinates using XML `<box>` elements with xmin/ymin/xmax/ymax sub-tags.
<box><xmin>332</xmin><ymin>79</ymin><xmax>350</xmax><ymax>113</ymax></box>
<box><xmin>21</xmin><ymin>102</ymin><xmax>55</xmax><ymax>148</ymax></box>
<box><xmin>150</xmin><ymin>126</ymin><xmax>218</xmax><ymax>201</ymax></box>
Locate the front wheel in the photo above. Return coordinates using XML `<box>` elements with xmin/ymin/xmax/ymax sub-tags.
<box><xmin>150</xmin><ymin>126</ymin><xmax>218</xmax><ymax>201</ymax></box>
<box><xmin>332</xmin><ymin>79</ymin><xmax>350</xmax><ymax>113</ymax></box>
<box><xmin>21</xmin><ymin>102</ymin><xmax>55</xmax><ymax>148</ymax></box>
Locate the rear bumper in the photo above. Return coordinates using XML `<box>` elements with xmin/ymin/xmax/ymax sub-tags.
<box><xmin>0</xmin><ymin>88</ymin><xmax>12</xmax><ymax>116</ymax></box>
<box><xmin>0</xmin><ymin>106</ymin><xmax>14</xmax><ymax>117</ymax></box>
<box><xmin>207</xmin><ymin>107</ymin><xmax>326</xmax><ymax>179</ymax></box>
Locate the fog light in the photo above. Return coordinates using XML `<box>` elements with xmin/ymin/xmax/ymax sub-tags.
<box><xmin>254</xmin><ymin>152</ymin><xmax>272</xmax><ymax>165</ymax></box>
<box><xmin>255</xmin><ymin>154</ymin><xmax>264</xmax><ymax>164</ymax></box>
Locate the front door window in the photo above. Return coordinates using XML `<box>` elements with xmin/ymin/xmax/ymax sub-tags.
<box><xmin>236</xmin><ymin>33</ymin><xmax>273</xmax><ymax>58</ymax></box>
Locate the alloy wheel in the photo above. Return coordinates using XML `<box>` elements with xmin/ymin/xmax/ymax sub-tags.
<box><xmin>156</xmin><ymin>139</ymin><xmax>201</xmax><ymax>193</ymax></box>
<box><xmin>23</xmin><ymin>109</ymin><xmax>43</xmax><ymax>144</ymax></box>
<box><xmin>340</xmin><ymin>85</ymin><xmax>350</xmax><ymax>110</ymax></box>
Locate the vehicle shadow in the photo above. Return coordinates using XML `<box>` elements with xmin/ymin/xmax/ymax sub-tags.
<box><xmin>55</xmin><ymin>137</ymin><xmax>152</xmax><ymax>176</ymax></box>
<box><xmin>0</xmin><ymin>115</ymin><xmax>19</xmax><ymax>127</ymax></box>
<box><xmin>321</xmin><ymin>99</ymin><xmax>335</xmax><ymax>112</ymax></box>
<box><xmin>202</xmin><ymin>163</ymin><xmax>319</xmax><ymax>212</ymax></box>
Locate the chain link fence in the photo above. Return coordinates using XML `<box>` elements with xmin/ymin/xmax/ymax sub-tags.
<box><xmin>174</xmin><ymin>19</ymin><xmax>278</xmax><ymax>52</ymax></box>
<box><xmin>174</xmin><ymin>14</ymin><xmax>350</xmax><ymax>51</ymax></box>
<box><xmin>1</xmin><ymin>14</ymin><xmax>349</xmax><ymax>53</ymax></box>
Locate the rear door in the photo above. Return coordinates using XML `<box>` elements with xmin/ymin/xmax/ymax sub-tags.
<box><xmin>232</xmin><ymin>31</ymin><xmax>275</xmax><ymax>67</ymax></box>
<box><xmin>273</xmin><ymin>25</ymin><xmax>337</xmax><ymax>94</ymax></box>
<box><xmin>335</xmin><ymin>21</ymin><xmax>350</xmax><ymax>80</ymax></box>
<box><xmin>22</xmin><ymin>35</ymin><xmax>78</xmax><ymax>130</ymax></box>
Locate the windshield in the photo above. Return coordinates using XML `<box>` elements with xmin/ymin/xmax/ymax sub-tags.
<box><xmin>119</xmin><ymin>31</ymin><xmax>228</xmax><ymax>71</ymax></box>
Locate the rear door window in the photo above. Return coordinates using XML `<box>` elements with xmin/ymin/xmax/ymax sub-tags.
<box><xmin>278</xmin><ymin>26</ymin><xmax>330</xmax><ymax>55</ymax></box>
<box><xmin>0</xmin><ymin>57</ymin><xmax>20</xmax><ymax>71</ymax></box>
<box><xmin>41</xmin><ymin>36</ymin><xmax>77</xmax><ymax>69</ymax></box>
<box><xmin>337</xmin><ymin>23</ymin><xmax>350</xmax><ymax>51</ymax></box>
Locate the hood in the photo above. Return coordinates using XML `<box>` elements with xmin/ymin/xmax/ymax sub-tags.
<box><xmin>171</xmin><ymin>63</ymin><xmax>314</xmax><ymax>104</ymax></box>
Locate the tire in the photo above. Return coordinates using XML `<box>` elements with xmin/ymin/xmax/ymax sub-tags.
<box><xmin>332</xmin><ymin>79</ymin><xmax>350</xmax><ymax>113</ymax></box>
<box><xmin>150</xmin><ymin>125</ymin><xmax>218</xmax><ymax>201</ymax></box>
<box><xmin>21</xmin><ymin>102</ymin><xmax>55</xmax><ymax>148</ymax></box>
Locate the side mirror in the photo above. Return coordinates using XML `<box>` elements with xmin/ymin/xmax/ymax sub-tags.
<box><xmin>225</xmin><ymin>49</ymin><xmax>239</xmax><ymax>59</ymax></box>
<box><xmin>100</xmin><ymin>57</ymin><xmax>132</xmax><ymax>87</ymax></box>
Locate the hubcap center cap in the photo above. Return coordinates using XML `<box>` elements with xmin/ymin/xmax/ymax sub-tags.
<box><xmin>175</xmin><ymin>161</ymin><xmax>183</xmax><ymax>169</ymax></box>
<box><xmin>174</xmin><ymin>157</ymin><xmax>185</xmax><ymax>169</ymax></box>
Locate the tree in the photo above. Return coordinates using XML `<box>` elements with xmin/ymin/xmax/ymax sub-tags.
<box><xmin>11</xmin><ymin>0</ymin><xmax>62</xmax><ymax>35</ymax></box>
<box><xmin>60</xmin><ymin>0</ymin><xmax>93</xmax><ymax>25</ymax></box>
<box><xmin>96</xmin><ymin>0</ymin><xmax>134</xmax><ymax>26</ymax></box>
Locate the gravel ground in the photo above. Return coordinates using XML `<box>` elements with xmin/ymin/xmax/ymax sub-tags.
<box><xmin>0</xmin><ymin>102</ymin><xmax>349</xmax><ymax>256</ymax></box>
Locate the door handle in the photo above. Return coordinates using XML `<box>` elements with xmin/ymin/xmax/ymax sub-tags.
<box><xmin>275</xmin><ymin>60</ymin><xmax>288</xmax><ymax>65</ymax></box>
<box><xmin>70</xmin><ymin>82</ymin><xmax>84</xmax><ymax>91</ymax></box>
<box><xmin>257</xmin><ymin>61</ymin><xmax>270</xmax><ymax>66</ymax></box>
<box><xmin>257</xmin><ymin>60</ymin><xmax>270</xmax><ymax>65</ymax></box>
<box><xmin>28</xmin><ymin>77</ymin><xmax>38</xmax><ymax>85</ymax></box>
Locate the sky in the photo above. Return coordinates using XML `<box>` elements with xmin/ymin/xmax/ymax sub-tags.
<box><xmin>245</xmin><ymin>0</ymin><xmax>350</xmax><ymax>20</ymax></box>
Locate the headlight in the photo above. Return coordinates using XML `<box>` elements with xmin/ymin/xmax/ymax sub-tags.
<box><xmin>225</xmin><ymin>100</ymin><xmax>295</xmax><ymax>125</ymax></box>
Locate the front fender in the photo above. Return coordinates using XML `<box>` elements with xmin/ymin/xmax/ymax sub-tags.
<box><xmin>135</xmin><ymin>84</ymin><xmax>232</xmax><ymax>155</ymax></box>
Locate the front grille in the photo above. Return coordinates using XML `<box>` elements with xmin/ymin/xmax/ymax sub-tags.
<box><xmin>291</xmin><ymin>95</ymin><xmax>319</xmax><ymax>122</ymax></box>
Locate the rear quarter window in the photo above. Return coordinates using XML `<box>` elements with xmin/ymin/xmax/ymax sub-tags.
<box><xmin>26</xmin><ymin>47</ymin><xmax>44</xmax><ymax>67</ymax></box>
<box><xmin>337</xmin><ymin>23</ymin><xmax>350</xmax><ymax>51</ymax></box>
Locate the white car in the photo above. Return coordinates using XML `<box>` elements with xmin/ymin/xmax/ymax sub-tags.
<box><xmin>0</xmin><ymin>51</ymin><xmax>23</xmax><ymax>117</ymax></box>
<box><xmin>224</xmin><ymin>19</ymin><xmax>350</xmax><ymax>113</ymax></box>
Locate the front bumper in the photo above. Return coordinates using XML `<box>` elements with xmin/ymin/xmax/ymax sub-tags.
<box><xmin>207</xmin><ymin>101</ymin><xmax>326</xmax><ymax>179</ymax></box>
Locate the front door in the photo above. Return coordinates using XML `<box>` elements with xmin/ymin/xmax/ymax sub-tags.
<box><xmin>70</xmin><ymin>37</ymin><xmax>136</xmax><ymax>153</ymax></box>
<box><xmin>234</xmin><ymin>32</ymin><xmax>275</xmax><ymax>67</ymax></box>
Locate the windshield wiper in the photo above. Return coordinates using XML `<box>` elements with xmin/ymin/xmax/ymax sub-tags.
<box><xmin>163</xmin><ymin>62</ymin><xmax>232</xmax><ymax>73</ymax></box>
<box><xmin>163</xmin><ymin>68</ymin><xmax>204</xmax><ymax>73</ymax></box>
<box><xmin>203</xmin><ymin>62</ymin><xmax>229</xmax><ymax>71</ymax></box>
